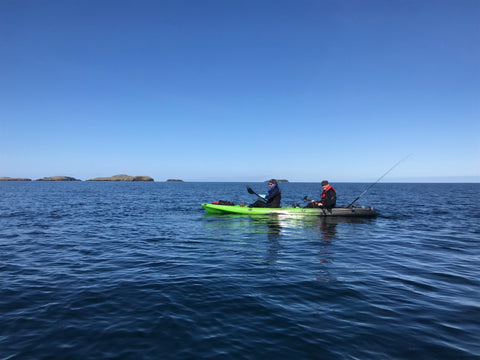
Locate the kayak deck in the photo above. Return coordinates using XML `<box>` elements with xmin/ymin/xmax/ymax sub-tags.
<box><xmin>201</xmin><ymin>203</ymin><xmax>377</xmax><ymax>217</ymax></box>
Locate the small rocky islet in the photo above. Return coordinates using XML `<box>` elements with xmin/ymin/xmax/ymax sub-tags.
<box><xmin>264</xmin><ymin>179</ymin><xmax>289</xmax><ymax>183</ymax></box>
<box><xmin>0</xmin><ymin>177</ymin><xmax>33</xmax><ymax>181</ymax></box>
<box><xmin>37</xmin><ymin>176</ymin><xmax>81</xmax><ymax>181</ymax></box>
<box><xmin>86</xmin><ymin>174</ymin><xmax>154</xmax><ymax>182</ymax></box>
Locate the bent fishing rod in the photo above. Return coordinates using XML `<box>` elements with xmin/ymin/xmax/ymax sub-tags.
<box><xmin>347</xmin><ymin>155</ymin><xmax>410</xmax><ymax>208</ymax></box>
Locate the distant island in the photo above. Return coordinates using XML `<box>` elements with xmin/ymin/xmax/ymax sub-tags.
<box><xmin>1</xmin><ymin>174</ymin><xmax>156</xmax><ymax>181</ymax></box>
<box><xmin>0</xmin><ymin>177</ymin><xmax>32</xmax><ymax>181</ymax></box>
<box><xmin>86</xmin><ymin>174</ymin><xmax>154</xmax><ymax>181</ymax></box>
<box><xmin>36</xmin><ymin>176</ymin><xmax>81</xmax><ymax>181</ymax></box>
<box><xmin>166</xmin><ymin>179</ymin><xmax>183</xmax><ymax>182</ymax></box>
<box><xmin>264</xmin><ymin>179</ymin><xmax>289</xmax><ymax>183</ymax></box>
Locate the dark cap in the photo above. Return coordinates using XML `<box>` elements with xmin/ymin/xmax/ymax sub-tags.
<box><xmin>321</xmin><ymin>180</ymin><xmax>329</xmax><ymax>186</ymax></box>
<box><xmin>268</xmin><ymin>179</ymin><xmax>278</xmax><ymax>184</ymax></box>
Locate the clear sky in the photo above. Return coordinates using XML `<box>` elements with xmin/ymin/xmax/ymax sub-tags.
<box><xmin>1</xmin><ymin>0</ymin><xmax>479</xmax><ymax>182</ymax></box>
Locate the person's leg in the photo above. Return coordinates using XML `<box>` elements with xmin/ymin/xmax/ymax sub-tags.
<box><xmin>249</xmin><ymin>200</ymin><xmax>267</xmax><ymax>207</ymax></box>
<box><xmin>303</xmin><ymin>202</ymin><xmax>321</xmax><ymax>209</ymax></box>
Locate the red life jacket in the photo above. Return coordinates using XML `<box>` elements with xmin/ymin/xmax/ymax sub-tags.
<box><xmin>321</xmin><ymin>185</ymin><xmax>336</xmax><ymax>202</ymax></box>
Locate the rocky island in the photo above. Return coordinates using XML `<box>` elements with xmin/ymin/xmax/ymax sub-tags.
<box><xmin>87</xmin><ymin>174</ymin><xmax>154</xmax><ymax>181</ymax></box>
<box><xmin>264</xmin><ymin>179</ymin><xmax>289</xmax><ymax>183</ymax></box>
<box><xmin>166</xmin><ymin>179</ymin><xmax>184</xmax><ymax>182</ymax></box>
<box><xmin>36</xmin><ymin>176</ymin><xmax>81</xmax><ymax>181</ymax></box>
<box><xmin>0</xmin><ymin>177</ymin><xmax>32</xmax><ymax>181</ymax></box>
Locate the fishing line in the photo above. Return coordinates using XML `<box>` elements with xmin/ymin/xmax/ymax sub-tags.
<box><xmin>347</xmin><ymin>155</ymin><xmax>411</xmax><ymax>207</ymax></box>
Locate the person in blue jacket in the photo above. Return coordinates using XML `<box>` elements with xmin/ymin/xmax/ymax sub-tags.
<box><xmin>249</xmin><ymin>179</ymin><xmax>282</xmax><ymax>208</ymax></box>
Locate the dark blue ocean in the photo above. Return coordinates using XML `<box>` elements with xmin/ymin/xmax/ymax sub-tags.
<box><xmin>1</xmin><ymin>182</ymin><xmax>479</xmax><ymax>360</ymax></box>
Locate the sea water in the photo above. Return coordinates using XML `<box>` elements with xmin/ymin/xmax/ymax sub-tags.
<box><xmin>1</xmin><ymin>182</ymin><xmax>479</xmax><ymax>359</ymax></box>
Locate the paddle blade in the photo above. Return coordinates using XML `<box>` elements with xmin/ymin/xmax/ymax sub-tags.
<box><xmin>246</xmin><ymin>186</ymin><xmax>256</xmax><ymax>194</ymax></box>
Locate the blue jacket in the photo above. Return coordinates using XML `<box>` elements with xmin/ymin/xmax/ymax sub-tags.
<box><xmin>265</xmin><ymin>184</ymin><xmax>281</xmax><ymax>207</ymax></box>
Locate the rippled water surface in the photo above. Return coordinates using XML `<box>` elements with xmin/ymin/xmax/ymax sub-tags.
<box><xmin>1</xmin><ymin>182</ymin><xmax>479</xmax><ymax>359</ymax></box>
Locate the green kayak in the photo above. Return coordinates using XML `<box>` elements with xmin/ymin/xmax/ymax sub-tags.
<box><xmin>201</xmin><ymin>203</ymin><xmax>377</xmax><ymax>217</ymax></box>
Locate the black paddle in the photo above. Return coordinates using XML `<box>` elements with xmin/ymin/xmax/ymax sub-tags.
<box><xmin>246</xmin><ymin>186</ymin><xmax>267</xmax><ymax>203</ymax></box>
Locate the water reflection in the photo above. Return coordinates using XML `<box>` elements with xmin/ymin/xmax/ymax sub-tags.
<box><xmin>262</xmin><ymin>216</ymin><xmax>282</xmax><ymax>263</ymax></box>
<box><xmin>315</xmin><ymin>219</ymin><xmax>337</xmax><ymax>282</ymax></box>
<box><xmin>202</xmin><ymin>212</ymin><xmax>374</xmax><ymax>239</ymax></box>
<box><xmin>266</xmin><ymin>234</ymin><xmax>281</xmax><ymax>264</ymax></box>
<box><xmin>319</xmin><ymin>218</ymin><xmax>337</xmax><ymax>239</ymax></box>
<box><xmin>254</xmin><ymin>216</ymin><xmax>282</xmax><ymax>237</ymax></box>
<box><xmin>201</xmin><ymin>214</ymin><xmax>375</xmax><ymax>276</ymax></box>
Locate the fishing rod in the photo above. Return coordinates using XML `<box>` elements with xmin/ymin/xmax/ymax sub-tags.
<box><xmin>347</xmin><ymin>155</ymin><xmax>410</xmax><ymax>208</ymax></box>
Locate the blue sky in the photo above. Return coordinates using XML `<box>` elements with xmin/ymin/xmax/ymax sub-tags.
<box><xmin>1</xmin><ymin>0</ymin><xmax>479</xmax><ymax>182</ymax></box>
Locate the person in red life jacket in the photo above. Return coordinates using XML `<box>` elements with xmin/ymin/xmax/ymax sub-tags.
<box><xmin>249</xmin><ymin>179</ymin><xmax>282</xmax><ymax>208</ymax></box>
<box><xmin>305</xmin><ymin>180</ymin><xmax>336</xmax><ymax>209</ymax></box>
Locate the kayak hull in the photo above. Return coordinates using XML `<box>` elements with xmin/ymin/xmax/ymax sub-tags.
<box><xmin>201</xmin><ymin>203</ymin><xmax>377</xmax><ymax>217</ymax></box>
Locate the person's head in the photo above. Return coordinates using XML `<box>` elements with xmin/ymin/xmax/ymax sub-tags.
<box><xmin>268</xmin><ymin>179</ymin><xmax>278</xmax><ymax>187</ymax></box>
<box><xmin>321</xmin><ymin>180</ymin><xmax>329</xmax><ymax>189</ymax></box>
